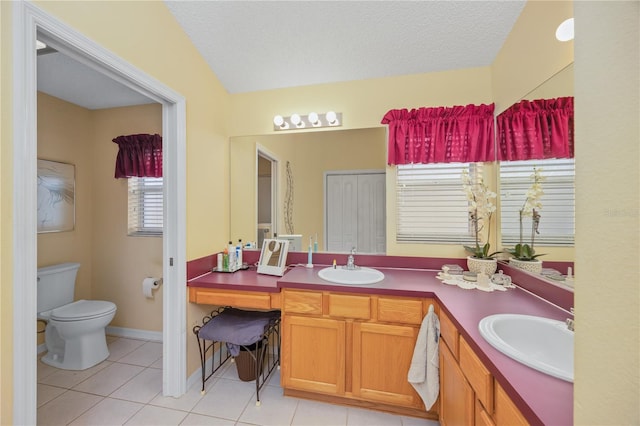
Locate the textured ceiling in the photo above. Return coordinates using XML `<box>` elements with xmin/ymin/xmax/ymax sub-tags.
<box><xmin>37</xmin><ymin>1</ymin><xmax>526</xmax><ymax>109</ymax></box>
<box><xmin>164</xmin><ymin>0</ymin><xmax>526</xmax><ymax>94</ymax></box>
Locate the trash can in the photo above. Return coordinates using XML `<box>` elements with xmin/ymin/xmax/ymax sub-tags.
<box><xmin>234</xmin><ymin>340</ymin><xmax>263</xmax><ymax>382</ymax></box>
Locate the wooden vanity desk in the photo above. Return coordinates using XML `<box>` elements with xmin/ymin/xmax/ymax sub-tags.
<box><xmin>187</xmin><ymin>254</ymin><xmax>574</xmax><ymax>426</ymax></box>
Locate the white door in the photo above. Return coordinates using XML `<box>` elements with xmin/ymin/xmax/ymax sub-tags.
<box><xmin>325</xmin><ymin>172</ymin><xmax>385</xmax><ymax>253</ymax></box>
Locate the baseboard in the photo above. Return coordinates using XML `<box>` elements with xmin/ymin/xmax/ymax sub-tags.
<box><xmin>106</xmin><ymin>326</ymin><xmax>163</xmax><ymax>342</ymax></box>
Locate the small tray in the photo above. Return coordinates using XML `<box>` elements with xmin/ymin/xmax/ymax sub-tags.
<box><xmin>212</xmin><ymin>264</ymin><xmax>250</xmax><ymax>273</ymax></box>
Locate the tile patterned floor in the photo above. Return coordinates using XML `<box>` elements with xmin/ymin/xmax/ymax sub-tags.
<box><xmin>37</xmin><ymin>336</ymin><xmax>440</xmax><ymax>426</ymax></box>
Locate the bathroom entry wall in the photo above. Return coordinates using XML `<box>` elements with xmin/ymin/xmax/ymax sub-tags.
<box><xmin>37</xmin><ymin>93</ymin><xmax>94</xmax><ymax>348</ymax></box>
<box><xmin>91</xmin><ymin>103</ymin><xmax>163</xmax><ymax>334</ymax></box>
<box><xmin>36</xmin><ymin>92</ymin><xmax>163</xmax><ymax>346</ymax></box>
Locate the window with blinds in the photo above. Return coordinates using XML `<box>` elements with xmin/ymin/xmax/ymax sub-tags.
<box><xmin>128</xmin><ymin>177</ymin><xmax>163</xmax><ymax>236</ymax></box>
<box><xmin>396</xmin><ymin>163</ymin><xmax>480</xmax><ymax>244</ymax></box>
<box><xmin>500</xmin><ymin>159</ymin><xmax>575</xmax><ymax>246</ymax></box>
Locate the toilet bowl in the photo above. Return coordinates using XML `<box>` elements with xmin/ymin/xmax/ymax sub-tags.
<box><xmin>37</xmin><ymin>263</ymin><xmax>117</xmax><ymax>370</ymax></box>
<box><xmin>39</xmin><ymin>300</ymin><xmax>117</xmax><ymax>370</ymax></box>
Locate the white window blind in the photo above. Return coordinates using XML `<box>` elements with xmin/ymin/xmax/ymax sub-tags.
<box><xmin>500</xmin><ymin>159</ymin><xmax>575</xmax><ymax>246</ymax></box>
<box><xmin>396</xmin><ymin>163</ymin><xmax>480</xmax><ymax>244</ymax></box>
<box><xmin>128</xmin><ymin>177</ymin><xmax>163</xmax><ymax>236</ymax></box>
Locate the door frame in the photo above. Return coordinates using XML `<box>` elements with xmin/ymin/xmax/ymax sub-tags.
<box><xmin>256</xmin><ymin>145</ymin><xmax>279</xmax><ymax>239</ymax></box>
<box><xmin>12</xmin><ymin>3</ymin><xmax>187</xmax><ymax>424</ymax></box>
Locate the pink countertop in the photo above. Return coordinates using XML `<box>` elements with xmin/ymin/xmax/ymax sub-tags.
<box><xmin>188</xmin><ymin>259</ymin><xmax>573</xmax><ymax>426</ymax></box>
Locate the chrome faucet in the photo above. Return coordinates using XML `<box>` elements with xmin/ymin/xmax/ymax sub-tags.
<box><xmin>346</xmin><ymin>247</ymin><xmax>357</xmax><ymax>270</ymax></box>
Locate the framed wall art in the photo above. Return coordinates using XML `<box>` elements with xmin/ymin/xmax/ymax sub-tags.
<box><xmin>257</xmin><ymin>238</ymin><xmax>290</xmax><ymax>276</ymax></box>
<box><xmin>37</xmin><ymin>159</ymin><xmax>75</xmax><ymax>233</ymax></box>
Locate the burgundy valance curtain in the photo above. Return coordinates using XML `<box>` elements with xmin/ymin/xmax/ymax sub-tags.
<box><xmin>496</xmin><ymin>96</ymin><xmax>574</xmax><ymax>161</ymax></box>
<box><xmin>381</xmin><ymin>103</ymin><xmax>495</xmax><ymax>165</ymax></box>
<box><xmin>113</xmin><ymin>133</ymin><xmax>163</xmax><ymax>178</ymax></box>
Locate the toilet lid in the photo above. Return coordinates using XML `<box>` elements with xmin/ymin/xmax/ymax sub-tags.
<box><xmin>51</xmin><ymin>299</ymin><xmax>116</xmax><ymax>321</ymax></box>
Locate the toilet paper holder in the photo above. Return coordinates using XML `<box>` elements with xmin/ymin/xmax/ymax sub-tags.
<box><xmin>142</xmin><ymin>277</ymin><xmax>163</xmax><ymax>298</ymax></box>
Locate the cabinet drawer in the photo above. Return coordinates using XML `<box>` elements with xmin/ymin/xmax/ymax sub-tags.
<box><xmin>283</xmin><ymin>289</ymin><xmax>323</xmax><ymax>315</ymax></box>
<box><xmin>377</xmin><ymin>297</ymin><xmax>424</xmax><ymax>325</ymax></box>
<box><xmin>460</xmin><ymin>337</ymin><xmax>494</xmax><ymax>414</ymax></box>
<box><xmin>328</xmin><ymin>293</ymin><xmax>370</xmax><ymax>319</ymax></box>
<box><xmin>188</xmin><ymin>287</ymin><xmax>272</xmax><ymax>309</ymax></box>
<box><xmin>439</xmin><ymin>310</ymin><xmax>459</xmax><ymax>359</ymax></box>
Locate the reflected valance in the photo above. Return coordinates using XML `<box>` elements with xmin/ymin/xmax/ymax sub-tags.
<box><xmin>113</xmin><ymin>133</ymin><xmax>163</xmax><ymax>178</ymax></box>
<box><xmin>497</xmin><ymin>96</ymin><xmax>574</xmax><ymax>161</ymax></box>
<box><xmin>381</xmin><ymin>103</ymin><xmax>495</xmax><ymax>165</ymax></box>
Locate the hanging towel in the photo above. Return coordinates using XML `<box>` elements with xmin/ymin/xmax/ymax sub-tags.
<box><xmin>408</xmin><ymin>304</ymin><xmax>440</xmax><ymax>410</ymax></box>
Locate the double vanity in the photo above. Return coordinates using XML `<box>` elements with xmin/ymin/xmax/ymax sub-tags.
<box><xmin>187</xmin><ymin>251</ymin><xmax>573</xmax><ymax>425</ymax></box>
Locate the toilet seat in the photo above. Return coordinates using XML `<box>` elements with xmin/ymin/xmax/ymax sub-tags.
<box><xmin>50</xmin><ymin>299</ymin><xmax>117</xmax><ymax>322</ymax></box>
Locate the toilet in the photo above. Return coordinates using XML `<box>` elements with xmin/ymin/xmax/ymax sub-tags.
<box><xmin>37</xmin><ymin>262</ymin><xmax>117</xmax><ymax>370</ymax></box>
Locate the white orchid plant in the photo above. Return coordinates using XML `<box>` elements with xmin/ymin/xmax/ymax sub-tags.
<box><xmin>461</xmin><ymin>169</ymin><xmax>499</xmax><ymax>259</ymax></box>
<box><xmin>506</xmin><ymin>166</ymin><xmax>546</xmax><ymax>261</ymax></box>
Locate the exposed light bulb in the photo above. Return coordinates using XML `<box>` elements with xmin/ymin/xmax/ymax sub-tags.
<box><xmin>325</xmin><ymin>111</ymin><xmax>338</xmax><ymax>125</ymax></box>
<box><xmin>273</xmin><ymin>115</ymin><xmax>284</xmax><ymax>127</ymax></box>
<box><xmin>308</xmin><ymin>112</ymin><xmax>320</xmax><ymax>126</ymax></box>
<box><xmin>556</xmin><ymin>18</ymin><xmax>574</xmax><ymax>42</ymax></box>
<box><xmin>290</xmin><ymin>114</ymin><xmax>302</xmax><ymax>126</ymax></box>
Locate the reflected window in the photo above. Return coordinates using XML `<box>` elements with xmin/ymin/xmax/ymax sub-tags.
<box><xmin>500</xmin><ymin>159</ymin><xmax>575</xmax><ymax>246</ymax></box>
<box><xmin>396</xmin><ymin>163</ymin><xmax>481</xmax><ymax>244</ymax></box>
<box><xmin>128</xmin><ymin>176</ymin><xmax>163</xmax><ymax>236</ymax></box>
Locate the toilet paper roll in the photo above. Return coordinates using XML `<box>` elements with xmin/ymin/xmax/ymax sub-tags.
<box><xmin>143</xmin><ymin>277</ymin><xmax>160</xmax><ymax>298</ymax></box>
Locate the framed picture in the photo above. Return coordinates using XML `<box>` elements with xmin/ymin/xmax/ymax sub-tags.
<box><xmin>37</xmin><ymin>159</ymin><xmax>75</xmax><ymax>233</ymax></box>
<box><xmin>257</xmin><ymin>238</ymin><xmax>290</xmax><ymax>276</ymax></box>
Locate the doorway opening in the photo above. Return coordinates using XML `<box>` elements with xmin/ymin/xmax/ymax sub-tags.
<box><xmin>13</xmin><ymin>3</ymin><xmax>187</xmax><ymax>424</ymax></box>
<box><xmin>256</xmin><ymin>147</ymin><xmax>279</xmax><ymax>249</ymax></box>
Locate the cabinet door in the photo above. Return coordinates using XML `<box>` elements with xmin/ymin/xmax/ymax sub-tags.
<box><xmin>281</xmin><ymin>315</ymin><xmax>346</xmax><ymax>395</ymax></box>
<box><xmin>440</xmin><ymin>341</ymin><xmax>474</xmax><ymax>426</ymax></box>
<box><xmin>352</xmin><ymin>322</ymin><xmax>423</xmax><ymax>408</ymax></box>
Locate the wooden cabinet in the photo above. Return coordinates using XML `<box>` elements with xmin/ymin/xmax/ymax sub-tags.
<box><xmin>440</xmin><ymin>339</ymin><xmax>474</xmax><ymax>426</ymax></box>
<box><xmin>439</xmin><ymin>310</ymin><xmax>529</xmax><ymax>426</ymax></box>
<box><xmin>281</xmin><ymin>288</ymin><xmax>436</xmax><ymax>416</ymax></box>
<box><xmin>281</xmin><ymin>315</ymin><xmax>345</xmax><ymax>394</ymax></box>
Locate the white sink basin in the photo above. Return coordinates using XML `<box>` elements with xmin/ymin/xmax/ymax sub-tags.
<box><xmin>479</xmin><ymin>314</ymin><xmax>574</xmax><ymax>382</ymax></box>
<box><xmin>317</xmin><ymin>267</ymin><xmax>385</xmax><ymax>285</ymax></box>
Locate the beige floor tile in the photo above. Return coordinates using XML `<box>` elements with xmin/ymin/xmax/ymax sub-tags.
<box><xmin>37</xmin><ymin>383</ymin><xmax>66</xmax><ymax>408</ymax></box>
<box><xmin>39</xmin><ymin>360</ymin><xmax>111</xmax><ymax>389</ymax></box>
<box><xmin>238</xmin><ymin>385</ymin><xmax>298</xmax><ymax>426</ymax></box>
<box><xmin>149</xmin><ymin>382</ymin><xmax>205</xmax><ymax>412</ymax></box>
<box><xmin>110</xmin><ymin>367</ymin><xmax>162</xmax><ymax>403</ymax></box>
<box><xmin>72</xmin><ymin>362</ymin><xmax>144</xmax><ymax>396</ymax></box>
<box><xmin>68</xmin><ymin>397</ymin><xmax>143</xmax><ymax>425</ymax></box>
<box><xmin>401</xmin><ymin>415</ymin><xmax>441</xmax><ymax>426</ymax></box>
<box><xmin>191</xmin><ymin>378</ymin><xmax>254</xmax><ymax>421</ymax></box>
<box><xmin>346</xmin><ymin>406</ymin><xmax>403</xmax><ymax>426</ymax></box>
<box><xmin>37</xmin><ymin>390</ymin><xmax>103</xmax><ymax>425</ymax></box>
<box><xmin>107</xmin><ymin>338</ymin><xmax>146</xmax><ymax>361</ymax></box>
<box><xmin>117</xmin><ymin>341</ymin><xmax>163</xmax><ymax>367</ymax></box>
<box><xmin>179</xmin><ymin>412</ymin><xmax>235</xmax><ymax>425</ymax></box>
<box><xmin>124</xmin><ymin>404</ymin><xmax>187</xmax><ymax>425</ymax></box>
<box><xmin>291</xmin><ymin>398</ymin><xmax>348</xmax><ymax>426</ymax></box>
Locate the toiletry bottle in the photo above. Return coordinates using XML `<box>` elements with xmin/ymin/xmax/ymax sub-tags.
<box><xmin>314</xmin><ymin>234</ymin><xmax>318</xmax><ymax>252</ymax></box>
<box><xmin>222</xmin><ymin>247</ymin><xmax>229</xmax><ymax>272</ymax></box>
<box><xmin>236</xmin><ymin>239</ymin><xmax>243</xmax><ymax>268</ymax></box>
<box><xmin>228</xmin><ymin>241</ymin><xmax>236</xmax><ymax>271</ymax></box>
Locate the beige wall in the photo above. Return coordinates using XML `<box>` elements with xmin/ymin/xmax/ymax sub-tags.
<box><xmin>491</xmin><ymin>0</ymin><xmax>574</xmax><ymax>114</ymax></box>
<box><xmin>36</xmin><ymin>93</ymin><xmax>164</xmax><ymax>340</ymax></box>
<box><xmin>36</xmin><ymin>93</ymin><xmax>94</xmax><ymax>344</ymax></box>
<box><xmin>574</xmin><ymin>2</ymin><xmax>639</xmax><ymax>424</ymax></box>
<box><xmin>91</xmin><ymin>104</ymin><xmax>163</xmax><ymax>332</ymax></box>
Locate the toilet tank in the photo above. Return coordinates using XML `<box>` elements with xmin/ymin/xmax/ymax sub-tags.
<box><xmin>37</xmin><ymin>262</ymin><xmax>81</xmax><ymax>313</ymax></box>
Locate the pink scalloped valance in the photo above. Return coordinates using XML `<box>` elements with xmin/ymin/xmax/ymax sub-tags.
<box><xmin>381</xmin><ymin>103</ymin><xmax>495</xmax><ymax>165</ymax></box>
<box><xmin>497</xmin><ymin>97</ymin><xmax>574</xmax><ymax>161</ymax></box>
<box><xmin>113</xmin><ymin>133</ymin><xmax>163</xmax><ymax>178</ymax></box>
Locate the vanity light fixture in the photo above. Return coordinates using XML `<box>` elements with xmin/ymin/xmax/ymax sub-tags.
<box><xmin>272</xmin><ymin>112</ymin><xmax>342</xmax><ymax>131</ymax></box>
<box><xmin>556</xmin><ymin>18</ymin><xmax>574</xmax><ymax>42</ymax></box>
